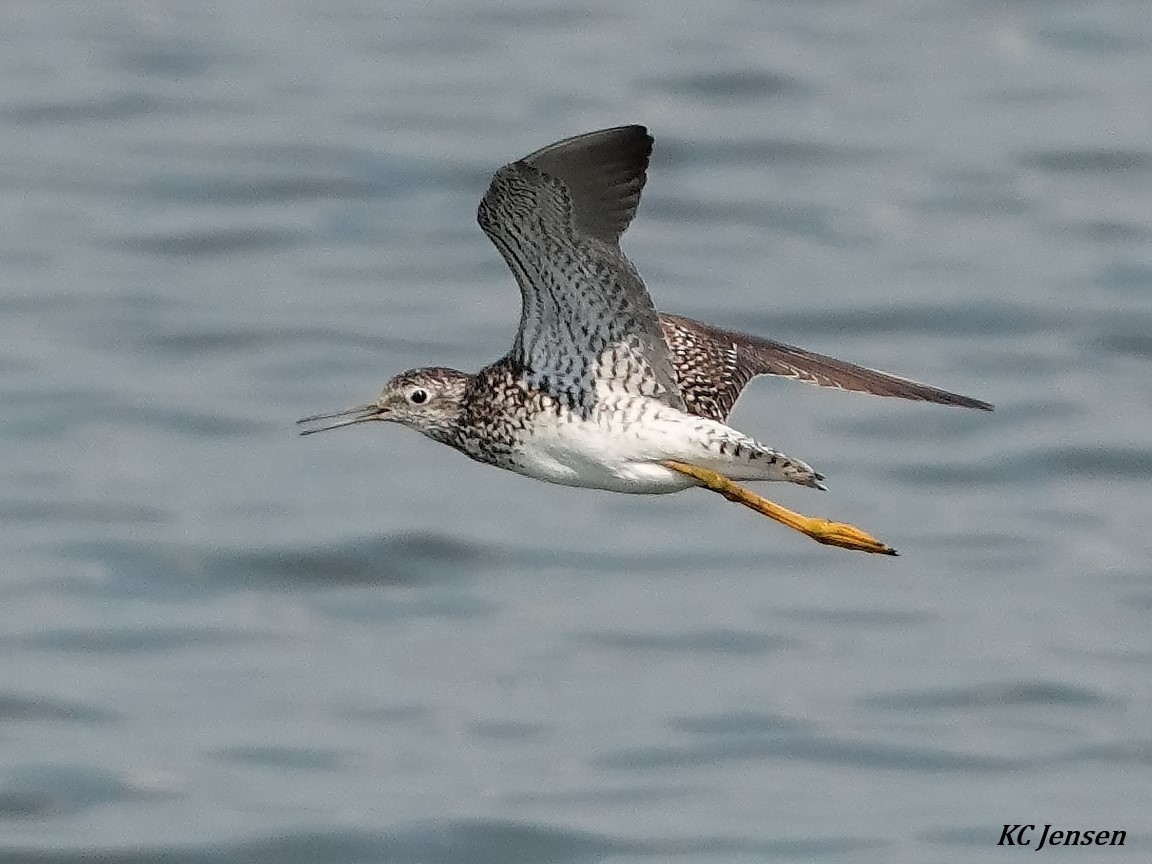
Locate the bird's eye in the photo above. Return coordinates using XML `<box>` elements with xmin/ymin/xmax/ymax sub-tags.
<box><xmin>409</xmin><ymin>388</ymin><xmax>428</xmax><ymax>405</ymax></box>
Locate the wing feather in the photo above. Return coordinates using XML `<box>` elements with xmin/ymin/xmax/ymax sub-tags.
<box><xmin>478</xmin><ymin>126</ymin><xmax>682</xmax><ymax>411</ymax></box>
<box><xmin>660</xmin><ymin>314</ymin><xmax>992</xmax><ymax>421</ymax></box>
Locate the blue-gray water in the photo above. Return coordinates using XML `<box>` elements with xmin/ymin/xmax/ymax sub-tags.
<box><xmin>3</xmin><ymin>0</ymin><xmax>1151</xmax><ymax>861</ymax></box>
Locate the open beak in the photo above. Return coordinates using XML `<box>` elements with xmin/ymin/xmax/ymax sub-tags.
<box><xmin>296</xmin><ymin>402</ymin><xmax>387</xmax><ymax>435</ymax></box>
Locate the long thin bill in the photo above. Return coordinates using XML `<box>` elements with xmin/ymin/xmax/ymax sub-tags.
<box><xmin>296</xmin><ymin>403</ymin><xmax>380</xmax><ymax>435</ymax></box>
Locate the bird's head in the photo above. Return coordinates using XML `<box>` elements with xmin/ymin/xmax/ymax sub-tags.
<box><xmin>297</xmin><ymin>367</ymin><xmax>469</xmax><ymax>443</ymax></box>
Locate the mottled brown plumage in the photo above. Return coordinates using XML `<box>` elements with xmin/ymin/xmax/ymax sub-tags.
<box><xmin>658</xmin><ymin>314</ymin><xmax>993</xmax><ymax>422</ymax></box>
<box><xmin>299</xmin><ymin>124</ymin><xmax>990</xmax><ymax>554</ymax></box>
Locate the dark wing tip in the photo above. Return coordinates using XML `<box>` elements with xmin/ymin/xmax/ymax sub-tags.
<box><xmin>522</xmin><ymin>125</ymin><xmax>651</xmax><ymax>166</ymax></box>
<box><xmin>752</xmin><ymin>344</ymin><xmax>996</xmax><ymax>412</ymax></box>
<box><xmin>721</xmin><ymin>324</ymin><xmax>994</xmax><ymax>411</ymax></box>
<box><xmin>516</xmin><ymin>125</ymin><xmax>654</xmax><ymax>242</ymax></box>
<box><xmin>953</xmin><ymin>394</ymin><xmax>994</xmax><ymax>411</ymax></box>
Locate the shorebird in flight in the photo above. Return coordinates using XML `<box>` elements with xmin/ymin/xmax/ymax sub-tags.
<box><xmin>299</xmin><ymin>126</ymin><xmax>991</xmax><ymax>554</ymax></box>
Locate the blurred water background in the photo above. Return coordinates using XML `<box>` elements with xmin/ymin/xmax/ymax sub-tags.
<box><xmin>2</xmin><ymin>0</ymin><xmax>1151</xmax><ymax>861</ymax></box>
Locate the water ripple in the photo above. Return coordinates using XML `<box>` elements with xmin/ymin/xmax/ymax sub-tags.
<box><xmin>1071</xmin><ymin>741</ymin><xmax>1152</xmax><ymax>765</ymax></box>
<box><xmin>863</xmin><ymin>680</ymin><xmax>1120</xmax><ymax>711</ymax></box>
<box><xmin>0</xmin><ymin>819</ymin><xmax>881</xmax><ymax>862</ymax></box>
<box><xmin>0</xmin><ymin>693</ymin><xmax>121</xmax><ymax>725</ymax></box>
<box><xmin>597</xmin><ymin>734</ymin><xmax>1029</xmax><ymax>773</ymax></box>
<box><xmin>670</xmin><ymin>711</ymin><xmax>807</xmax><ymax>736</ymax></box>
<box><xmin>2</xmin><ymin>94</ymin><xmax>165</xmax><ymax>124</ymax></box>
<box><xmin>1094</xmin><ymin>332</ymin><xmax>1152</xmax><ymax>359</ymax></box>
<box><xmin>748</xmin><ymin>302</ymin><xmax>1049</xmax><ymax>339</ymax></box>
<box><xmin>890</xmin><ymin>445</ymin><xmax>1152</xmax><ymax>487</ymax></box>
<box><xmin>123</xmin><ymin>227</ymin><xmax>299</xmax><ymax>257</ymax></box>
<box><xmin>658</xmin><ymin>137</ymin><xmax>873</xmax><ymax>168</ymax></box>
<box><xmin>211</xmin><ymin>746</ymin><xmax>349</xmax><ymax>772</ymax></box>
<box><xmin>1021</xmin><ymin>148</ymin><xmax>1151</xmax><ymax>174</ymax></box>
<box><xmin>655</xmin><ymin>70</ymin><xmax>808</xmax><ymax>99</ymax></box>
<box><xmin>0</xmin><ymin>764</ymin><xmax>155</xmax><ymax>820</ymax></box>
<box><xmin>59</xmin><ymin>532</ymin><xmax>495</xmax><ymax>598</ymax></box>
<box><xmin>0</xmin><ymin>500</ymin><xmax>169</xmax><ymax>526</ymax></box>
<box><xmin>9</xmin><ymin>627</ymin><xmax>268</xmax><ymax>655</ymax></box>
<box><xmin>228</xmin><ymin>533</ymin><xmax>493</xmax><ymax>588</ymax></box>
<box><xmin>777</xmin><ymin>607</ymin><xmax>933</xmax><ymax>628</ymax></box>
<box><xmin>580</xmin><ymin>629</ymin><xmax>795</xmax><ymax>655</ymax></box>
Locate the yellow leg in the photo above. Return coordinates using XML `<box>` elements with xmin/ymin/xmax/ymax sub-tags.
<box><xmin>662</xmin><ymin>460</ymin><xmax>898</xmax><ymax>556</ymax></box>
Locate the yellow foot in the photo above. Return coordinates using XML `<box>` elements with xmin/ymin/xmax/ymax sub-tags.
<box><xmin>662</xmin><ymin>460</ymin><xmax>898</xmax><ymax>556</ymax></box>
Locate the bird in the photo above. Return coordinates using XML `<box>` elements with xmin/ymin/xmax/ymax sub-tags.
<box><xmin>298</xmin><ymin>125</ymin><xmax>991</xmax><ymax>554</ymax></box>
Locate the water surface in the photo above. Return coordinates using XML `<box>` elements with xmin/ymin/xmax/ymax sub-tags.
<box><xmin>2</xmin><ymin>0</ymin><xmax>1150</xmax><ymax>861</ymax></box>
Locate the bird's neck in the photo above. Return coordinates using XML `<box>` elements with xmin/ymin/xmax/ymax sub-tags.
<box><xmin>421</xmin><ymin>410</ymin><xmax>466</xmax><ymax>447</ymax></box>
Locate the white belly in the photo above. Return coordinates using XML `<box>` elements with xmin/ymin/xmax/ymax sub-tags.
<box><xmin>506</xmin><ymin>409</ymin><xmax>698</xmax><ymax>494</ymax></box>
<box><xmin>494</xmin><ymin>395</ymin><xmax>818</xmax><ymax>493</ymax></box>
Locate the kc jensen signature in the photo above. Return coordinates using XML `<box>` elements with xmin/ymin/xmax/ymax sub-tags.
<box><xmin>998</xmin><ymin>824</ymin><xmax>1126</xmax><ymax>850</ymax></box>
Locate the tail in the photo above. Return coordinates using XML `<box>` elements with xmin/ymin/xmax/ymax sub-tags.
<box><xmin>698</xmin><ymin>426</ymin><xmax>826</xmax><ymax>490</ymax></box>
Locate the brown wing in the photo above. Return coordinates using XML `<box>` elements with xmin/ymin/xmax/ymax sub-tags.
<box><xmin>658</xmin><ymin>313</ymin><xmax>993</xmax><ymax>422</ymax></box>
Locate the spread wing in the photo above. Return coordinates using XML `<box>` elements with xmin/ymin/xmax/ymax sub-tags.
<box><xmin>659</xmin><ymin>314</ymin><xmax>993</xmax><ymax>422</ymax></box>
<box><xmin>477</xmin><ymin>126</ymin><xmax>683</xmax><ymax>413</ymax></box>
